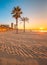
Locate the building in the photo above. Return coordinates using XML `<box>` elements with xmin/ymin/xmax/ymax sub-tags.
<box><xmin>11</xmin><ymin>23</ymin><xmax>13</xmax><ymax>28</ymax></box>
<box><xmin>0</xmin><ymin>24</ymin><xmax>13</xmax><ymax>31</ymax></box>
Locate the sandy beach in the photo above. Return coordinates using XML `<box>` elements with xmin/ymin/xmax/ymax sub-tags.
<box><xmin>0</xmin><ymin>30</ymin><xmax>47</xmax><ymax>65</ymax></box>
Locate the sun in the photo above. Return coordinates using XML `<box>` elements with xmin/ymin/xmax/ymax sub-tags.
<box><xmin>39</xmin><ymin>27</ymin><xmax>44</xmax><ymax>32</ymax></box>
<box><xmin>40</xmin><ymin>27</ymin><xmax>44</xmax><ymax>30</ymax></box>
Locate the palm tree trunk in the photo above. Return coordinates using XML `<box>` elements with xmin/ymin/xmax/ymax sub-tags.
<box><xmin>16</xmin><ymin>18</ymin><xmax>18</xmax><ymax>33</ymax></box>
<box><xmin>24</xmin><ymin>21</ymin><xmax>25</xmax><ymax>32</ymax></box>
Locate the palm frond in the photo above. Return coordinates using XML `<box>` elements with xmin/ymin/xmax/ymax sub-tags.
<box><xmin>11</xmin><ymin>6</ymin><xmax>22</xmax><ymax>19</ymax></box>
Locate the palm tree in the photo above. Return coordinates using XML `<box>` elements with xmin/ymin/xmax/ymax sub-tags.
<box><xmin>21</xmin><ymin>17</ymin><xmax>29</xmax><ymax>32</ymax></box>
<box><xmin>11</xmin><ymin>6</ymin><xmax>22</xmax><ymax>33</ymax></box>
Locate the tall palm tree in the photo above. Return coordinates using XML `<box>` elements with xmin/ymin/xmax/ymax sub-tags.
<box><xmin>11</xmin><ymin>6</ymin><xmax>22</xmax><ymax>33</ymax></box>
<box><xmin>21</xmin><ymin>17</ymin><xmax>29</xmax><ymax>32</ymax></box>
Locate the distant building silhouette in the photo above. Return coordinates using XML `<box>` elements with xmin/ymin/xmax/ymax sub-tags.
<box><xmin>0</xmin><ymin>24</ymin><xmax>13</xmax><ymax>31</ymax></box>
<box><xmin>11</xmin><ymin>23</ymin><xmax>13</xmax><ymax>28</ymax></box>
<box><xmin>14</xmin><ymin>24</ymin><xmax>16</xmax><ymax>29</ymax></box>
<box><xmin>0</xmin><ymin>24</ymin><xmax>9</xmax><ymax>28</ymax></box>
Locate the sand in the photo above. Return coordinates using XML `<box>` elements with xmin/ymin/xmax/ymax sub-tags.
<box><xmin>0</xmin><ymin>30</ymin><xmax>47</xmax><ymax>65</ymax></box>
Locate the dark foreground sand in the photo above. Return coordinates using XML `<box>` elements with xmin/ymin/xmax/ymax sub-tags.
<box><xmin>0</xmin><ymin>30</ymin><xmax>47</xmax><ymax>65</ymax></box>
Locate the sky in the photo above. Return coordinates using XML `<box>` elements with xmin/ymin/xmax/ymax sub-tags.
<box><xmin>0</xmin><ymin>0</ymin><xmax>47</xmax><ymax>29</ymax></box>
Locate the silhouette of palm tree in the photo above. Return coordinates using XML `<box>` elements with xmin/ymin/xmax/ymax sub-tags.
<box><xmin>11</xmin><ymin>6</ymin><xmax>22</xmax><ymax>33</ymax></box>
<box><xmin>21</xmin><ymin>17</ymin><xmax>29</xmax><ymax>32</ymax></box>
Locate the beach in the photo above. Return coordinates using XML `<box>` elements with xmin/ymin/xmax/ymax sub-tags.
<box><xmin>0</xmin><ymin>30</ymin><xmax>47</xmax><ymax>65</ymax></box>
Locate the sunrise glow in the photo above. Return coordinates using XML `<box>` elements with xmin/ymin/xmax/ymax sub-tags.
<box><xmin>40</xmin><ymin>27</ymin><xmax>44</xmax><ymax>30</ymax></box>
